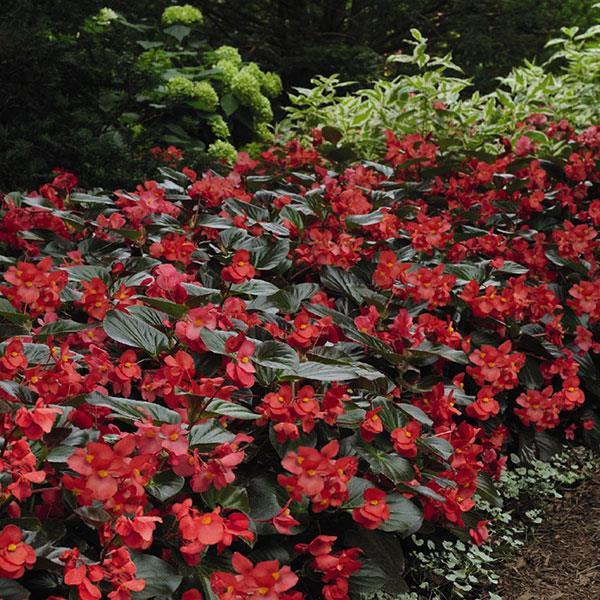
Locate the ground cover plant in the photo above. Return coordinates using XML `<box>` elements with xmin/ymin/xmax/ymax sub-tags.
<box><xmin>0</xmin><ymin>118</ymin><xmax>599</xmax><ymax>599</ymax></box>
<box><xmin>392</xmin><ymin>446</ymin><xmax>600</xmax><ymax>599</ymax></box>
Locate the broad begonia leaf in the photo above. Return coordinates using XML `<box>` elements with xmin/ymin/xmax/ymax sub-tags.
<box><xmin>103</xmin><ymin>309</ymin><xmax>170</xmax><ymax>356</ymax></box>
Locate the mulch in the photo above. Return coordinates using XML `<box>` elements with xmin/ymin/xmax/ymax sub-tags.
<box><xmin>495</xmin><ymin>474</ymin><xmax>600</xmax><ymax>600</ymax></box>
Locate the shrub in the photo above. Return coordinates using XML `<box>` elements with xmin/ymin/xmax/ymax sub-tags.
<box><xmin>0</xmin><ymin>122</ymin><xmax>599</xmax><ymax>598</ymax></box>
<box><xmin>283</xmin><ymin>23</ymin><xmax>600</xmax><ymax>162</ymax></box>
<box><xmin>0</xmin><ymin>3</ymin><xmax>281</xmax><ymax>190</ymax></box>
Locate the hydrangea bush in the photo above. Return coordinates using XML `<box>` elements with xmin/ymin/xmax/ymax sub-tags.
<box><xmin>0</xmin><ymin>119</ymin><xmax>599</xmax><ymax>599</ymax></box>
<box><xmin>86</xmin><ymin>5</ymin><xmax>282</xmax><ymax>165</ymax></box>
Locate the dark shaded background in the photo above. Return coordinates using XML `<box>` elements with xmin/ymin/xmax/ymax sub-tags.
<box><xmin>0</xmin><ymin>0</ymin><xmax>595</xmax><ymax>189</ymax></box>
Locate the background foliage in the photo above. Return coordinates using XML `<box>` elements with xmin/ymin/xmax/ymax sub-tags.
<box><xmin>1</xmin><ymin>0</ymin><xmax>597</xmax><ymax>189</ymax></box>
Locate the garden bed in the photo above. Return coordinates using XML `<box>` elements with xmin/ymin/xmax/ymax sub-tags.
<box><xmin>497</xmin><ymin>472</ymin><xmax>600</xmax><ymax>599</ymax></box>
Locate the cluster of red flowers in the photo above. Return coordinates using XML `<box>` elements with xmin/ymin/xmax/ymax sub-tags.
<box><xmin>0</xmin><ymin>118</ymin><xmax>599</xmax><ymax>599</ymax></box>
<box><xmin>279</xmin><ymin>441</ymin><xmax>357</xmax><ymax>512</ymax></box>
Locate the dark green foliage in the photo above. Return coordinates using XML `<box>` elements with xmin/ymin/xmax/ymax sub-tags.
<box><xmin>196</xmin><ymin>0</ymin><xmax>596</xmax><ymax>88</ymax></box>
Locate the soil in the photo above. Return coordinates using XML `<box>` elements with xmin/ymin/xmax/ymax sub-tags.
<box><xmin>495</xmin><ymin>474</ymin><xmax>600</xmax><ymax>600</ymax></box>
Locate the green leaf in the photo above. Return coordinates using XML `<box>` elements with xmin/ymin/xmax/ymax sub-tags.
<box><xmin>130</xmin><ymin>551</ymin><xmax>183</xmax><ymax>599</ymax></box>
<box><xmin>75</xmin><ymin>505</ymin><xmax>112</xmax><ymax>528</ymax></box>
<box><xmin>253</xmin><ymin>341</ymin><xmax>299</xmax><ymax>372</ymax></box>
<box><xmin>127</xmin><ymin>305</ymin><xmax>169</xmax><ymax>329</ymax></box>
<box><xmin>139</xmin><ymin>296</ymin><xmax>188</xmax><ymax>318</ymax></box>
<box><xmin>344</xmin><ymin>329</ymin><xmax>402</xmax><ymax>363</ymax></box>
<box><xmin>247</xmin><ymin>474</ymin><xmax>286</xmax><ymax>533</ymax></box>
<box><xmin>356</xmin><ymin>445</ymin><xmax>415</xmax><ymax>484</ymax></box>
<box><xmin>410</xmin><ymin>340</ymin><xmax>468</xmax><ymax>364</ymax></box>
<box><xmin>519</xmin><ymin>355</ymin><xmax>543</xmax><ymax>389</ymax></box>
<box><xmin>296</xmin><ymin>361</ymin><xmax>359</xmax><ymax>381</ymax></box>
<box><xmin>86</xmin><ymin>391</ymin><xmax>181</xmax><ymax>424</ymax></box>
<box><xmin>346</xmin><ymin>209</ymin><xmax>386</xmax><ymax>227</ymax></box>
<box><xmin>397</xmin><ymin>403</ymin><xmax>433</xmax><ymax>427</ymax></box>
<box><xmin>476</xmin><ymin>472</ymin><xmax>503</xmax><ymax>508</ymax></box>
<box><xmin>321</xmin><ymin>125</ymin><xmax>343</xmax><ymax>144</ymax></box>
<box><xmin>147</xmin><ymin>471</ymin><xmax>185</xmax><ymax>502</ymax></box>
<box><xmin>220</xmin><ymin>93</ymin><xmax>239</xmax><ymax>116</ymax></box>
<box><xmin>534</xmin><ymin>430</ymin><xmax>560</xmax><ymax>461</ymax></box>
<box><xmin>270</xmin><ymin>283</ymin><xmax>320</xmax><ymax>313</ymax></box>
<box><xmin>181</xmin><ymin>282</ymin><xmax>221</xmax><ymax>297</ymax></box>
<box><xmin>379</xmin><ymin>493</ymin><xmax>423</xmax><ymax>535</ymax></box>
<box><xmin>348</xmin><ymin>560</ymin><xmax>388</xmax><ymax>596</ymax></box>
<box><xmin>196</xmin><ymin>215</ymin><xmax>232</xmax><ymax>230</ymax></box>
<box><xmin>199</xmin><ymin>328</ymin><xmax>235</xmax><ymax>355</ymax></box>
<box><xmin>0</xmin><ymin>342</ymin><xmax>53</xmax><ymax>365</ymax></box>
<box><xmin>0</xmin><ymin>579</ymin><xmax>30</xmax><ymax>600</ymax></box>
<box><xmin>202</xmin><ymin>485</ymin><xmax>250</xmax><ymax>512</ymax></box>
<box><xmin>343</xmin><ymin>477</ymin><xmax>374</xmax><ymax>509</ymax></box>
<box><xmin>0</xmin><ymin>380</ymin><xmax>36</xmax><ymax>404</ymax></box>
<box><xmin>0</xmin><ymin>298</ymin><xmax>30</xmax><ymax>326</ymax></box>
<box><xmin>493</xmin><ymin>260</ymin><xmax>529</xmax><ymax>275</ymax></box>
<box><xmin>320</xmin><ymin>265</ymin><xmax>369</xmax><ymax>304</ymax></box>
<box><xmin>575</xmin><ymin>352</ymin><xmax>600</xmax><ymax>399</ymax></box>
<box><xmin>374</xmin><ymin>398</ymin><xmax>403</xmax><ymax>431</ymax></box>
<box><xmin>345</xmin><ymin>529</ymin><xmax>407</xmax><ymax>596</ymax></box>
<box><xmin>103</xmin><ymin>309</ymin><xmax>170</xmax><ymax>355</ymax></box>
<box><xmin>35</xmin><ymin>319</ymin><xmax>89</xmax><ymax>340</ymax></box>
<box><xmin>71</xmin><ymin>192</ymin><xmax>114</xmax><ymax>205</ymax></box>
<box><xmin>203</xmin><ymin>398</ymin><xmax>258</xmax><ymax>420</ymax></box>
<box><xmin>189</xmin><ymin>420</ymin><xmax>235</xmax><ymax>448</ymax></box>
<box><xmin>163</xmin><ymin>23</ymin><xmax>191</xmax><ymax>42</ymax></box>
<box><xmin>230</xmin><ymin>279</ymin><xmax>280</xmax><ymax>296</ymax></box>
<box><xmin>251</xmin><ymin>238</ymin><xmax>290</xmax><ymax>270</ymax></box>
<box><xmin>444</xmin><ymin>263</ymin><xmax>486</xmax><ymax>283</ymax></box>
<box><xmin>65</xmin><ymin>265</ymin><xmax>110</xmax><ymax>283</ymax></box>
<box><xmin>420</xmin><ymin>436</ymin><xmax>453</xmax><ymax>461</ymax></box>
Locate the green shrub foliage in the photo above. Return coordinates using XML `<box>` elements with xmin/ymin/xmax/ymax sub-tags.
<box><xmin>0</xmin><ymin>2</ymin><xmax>280</xmax><ymax>189</ymax></box>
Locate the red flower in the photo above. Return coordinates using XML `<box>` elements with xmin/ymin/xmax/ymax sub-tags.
<box><xmin>211</xmin><ymin>552</ymin><xmax>298</xmax><ymax>599</ymax></box>
<box><xmin>466</xmin><ymin>387</ymin><xmax>499</xmax><ymax>420</ymax></box>
<box><xmin>469</xmin><ymin>520</ymin><xmax>490</xmax><ymax>545</ymax></box>
<box><xmin>15</xmin><ymin>399</ymin><xmax>61</xmax><ymax>440</ymax></box>
<box><xmin>391</xmin><ymin>421</ymin><xmax>421</xmax><ymax>457</ymax></box>
<box><xmin>359</xmin><ymin>407</ymin><xmax>383</xmax><ymax>442</ymax></box>
<box><xmin>0</xmin><ymin>525</ymin><xmax>36</xmax><ymax>579</ymax></box>
<box><xmin>67</xmin><ymin>442</ymin><xmax>128</xmax><ymax>501</ymax></box>
<box><xmin>222</xmin><ymin>250</ymin><xmax>256</xmax><ymax>283</ymax></box>
<box><xmin>225</xmin><ymin>333</ymin><xmax>256</xmax><ymax>387</ymax></box>
<box><xmin>1</xmin><ymin>339</ymin><xmax>27</xmax><ymax>371</ymax></box>
<box><xmin>352</xmin><ymin>488</ymin><xmax>389</xmax><ymax>529</ymax></box>
<box><xmin>272</xmin><ymin>503</ymin><xmax>300</xmax><ymax>535</ymax></box>
<box><xmin>78</xmin><ymin>277</ymin><xmax>111</xmax><ymax>320</ymax></box>
<box><xmin>114</xmin><ymin>508</ymin><xmax>162</xmax><ymax>550</ymax></box>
